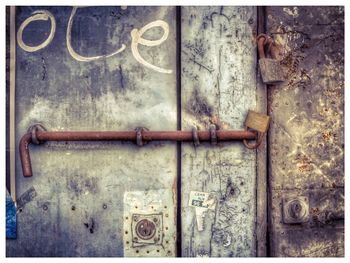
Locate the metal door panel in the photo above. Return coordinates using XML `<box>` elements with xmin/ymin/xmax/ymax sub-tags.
<box><xmin>266</xmin><ymin>6</ymin><xmax>344</xmax><ymax>257</ymax></box>
<box><xmin>180</xmin><ymin>6</ymin><xmax>258</xmax><ymax>257</ymax></box>
<box><xmin>7</xmin><ymin>6</ymin><xmax>177</xmax><ymax>257</ymax></box>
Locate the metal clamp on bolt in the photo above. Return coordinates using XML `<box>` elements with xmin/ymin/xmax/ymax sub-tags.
<box><xmin>28</xmin><ymin>123</ymin><xmax>47</xmax><ymax>145</ymax></box>
<box><xmin>135</xmin><ymin>127</ymin><xmax>148</xmax><ymax>146</ymax></box>
<box><xmin>209</xmin><ymin>124</ymin><xmax>217</xmax><ymax>145</ymax></box>
<box><xmin>192</xmin><ymin>127</ymin><xmax>200</xmax><ymax>147</ymax></box>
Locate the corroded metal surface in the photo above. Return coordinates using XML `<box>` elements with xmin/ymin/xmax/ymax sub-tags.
<box><xmin>267</xmin><ymin>6</ymin><xmax>344</xmax><ymax>257</ymax></box>
<box><xmin>181</xmin><ymin>6</ymin><xmax>258</xmax><ymax>257</ymax></box>
<box><xmin>7</xmin><ymin>6</ymin><xmax>177</xmax><ymax>257</ymax></box>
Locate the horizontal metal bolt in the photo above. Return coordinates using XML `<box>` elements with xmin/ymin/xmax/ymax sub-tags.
<box><xmin>19</xmin><ymin>128</ymin><xmax>257</xmax><ymax>177</ymax></box>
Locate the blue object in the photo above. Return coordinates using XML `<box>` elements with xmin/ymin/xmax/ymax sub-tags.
<box><xmin>6</xmin><ymin>189</ymin><xmax>16</xmax><ymax>239</ymax></box>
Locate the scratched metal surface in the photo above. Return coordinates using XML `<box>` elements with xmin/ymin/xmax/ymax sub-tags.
<box><xmin>266</xmin><ymin>6</ymin><xmax>344</xmax><ymax>256</ymax></box>
<box><xmin>180</xmin><ymin>6</ymin><xmax>257</xmax><ymax>257</ymax></box>
<box><xmin>6</xmin><ymin>6</ymin><xmax>177</xmax><ymax>257</ymax></box>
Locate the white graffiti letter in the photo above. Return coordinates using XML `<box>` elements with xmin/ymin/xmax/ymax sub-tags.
<box><xmin>17</xmin><ymin>10</ymin><xmax>56</xmax><ymax>52</ymax></box>
<box><xmin>66</xmin><ymin>7</ymin><xmax>126</xmax><ymax>62</ymax></box>
<box><xmin>131</xmin><ymin>20</ymin><xmax>172</xmax><ymax>74</ymax></box>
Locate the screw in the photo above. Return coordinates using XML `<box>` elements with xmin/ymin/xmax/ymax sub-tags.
<box><xmin>71</xmin><ymin>205</ymin><xmax>76</xmax><ymax>211</ymax></box>
<box><xmin>103</xmin><ymin>204</ymin><xmax>107</xmax><ymax>209</ymax></box>
<box><xmin>42</xmin><ymin>204</ymin><xmax>48</xmax><ymax>211</ymax></box>
<box><xmin>153</xmin><ymin>218</ymin><xmax>158</xmax><ymax>223</ymax></box>
<box><xmin>133</xmin><ymin>215</ymin><xmax>139</xmax><ymax>222</ymax></box>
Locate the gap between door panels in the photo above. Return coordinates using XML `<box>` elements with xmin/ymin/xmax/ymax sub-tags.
<box><xmin>175</xmin><ymin>5</ymin><xmax>182</xmax><ymax>257</ymax></box>
<box><xmin>256</xmin><ymin>6</ymin><xmax>270</xmax><ymax>257</ymax></box>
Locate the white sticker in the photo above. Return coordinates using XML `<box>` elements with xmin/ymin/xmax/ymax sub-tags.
<box><xmin>188</xmin><ymin>191</ymin><xmax>216</xmax><ymax>209</ymax></box>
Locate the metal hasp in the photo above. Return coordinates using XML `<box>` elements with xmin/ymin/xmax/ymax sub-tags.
<box><xmin>19</xmin><ymin>123</ymin><xmax>259</xmax><ymax>177</ymax></box>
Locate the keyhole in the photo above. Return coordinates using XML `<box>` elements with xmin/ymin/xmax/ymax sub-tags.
<box><xmin>135</xmin><ymin>219</ymin><xmax>156</xmax><ymax>240</ymax></box>
<box><xmin>289</xmin><ymin>200</ymin><xmax>305</xmax><ymax>219</ymax></box>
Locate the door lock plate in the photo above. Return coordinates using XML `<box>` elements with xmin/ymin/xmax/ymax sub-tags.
<box><xmin>283</xmin><ymin>196</ymin><xmax>309</xmax><ymax>224</ymax></box>
<box><xmin>132</xmin><ymin>213</ymin><xmax>163</xmax><ymax>246</ymax></box>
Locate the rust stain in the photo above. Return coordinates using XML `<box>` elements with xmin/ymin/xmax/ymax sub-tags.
<box><xmin>295</xmin><ymin>154</ymin><xmax>313</xmax><ymax>173</ymax></box>
<box><xmin>311</xmin><ymin>207</ymin><xmax>320</xmax><ymax>215</ymax></box>
<box><xmin>322</xmin><ymin>131</ymin><xmax>332</xmax><ymax>142</ymax></box>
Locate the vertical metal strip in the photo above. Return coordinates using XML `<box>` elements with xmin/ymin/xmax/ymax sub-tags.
<box><xmin>175</xmin><ymin>5</ymin><xmax>182</xmax><ymax>257</ymax></box>
<box><xmin>9</xmin><ymin>6</ymin><xmax>16</xmax><ymax>202</ymax></box>
<box><xmin>255</xmin><ymin>6</ymin><xmax>268</xmax><ymax>257</ymax></box>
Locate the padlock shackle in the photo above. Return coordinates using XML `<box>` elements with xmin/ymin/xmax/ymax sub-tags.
<box><xmin>257</xmin><ymin>34</ymin><xmax>278</xmax><ymax>59</ymax></box>
<box><xmin>257</xmin><ymin>34</ymin><xmax>267</xmax><ymax>59</ymax></box>
<box><xmin>269</xmin><ymin>43</ymin><xmax>279</xmax><ymax>60</ymax></box>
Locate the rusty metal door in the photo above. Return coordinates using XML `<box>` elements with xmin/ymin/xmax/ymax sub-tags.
<box><xmin>180</xmin><ymin>7</ymin><xmax>262</xmax><ymax>257</ymax></box>
<box><xmin>6</xmin><ymin>6</ymin><xmax>261</xmax><ymax>257</ymax></box>
<box><xmin>7</xmin><ymin>6</ymin><xmax>178</xmax><ymax>257</ymax></box>
<box><xmin>6</xmin><ymin>5</ymin><xmax>344</xmax><ymax>258</ymax></box>
<box><xmin>266</xmin><ymin>6</ymin><xmax>344</xmax><ymax>257</ymax></box>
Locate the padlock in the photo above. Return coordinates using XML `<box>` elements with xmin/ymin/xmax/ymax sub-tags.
<box><xmin>244</xmin><ymin>110</ymin><xmax>270</xmax><ymax>133</ymax></box>
<box><xmin>243</xmin><ymin>110</ymin><xmax>270</xmax><ymax>149</ymax></box>
<box><xmin>257</xmin><ymin>34</ymin><xmax>284</xmax><ymax>85</ymax></box>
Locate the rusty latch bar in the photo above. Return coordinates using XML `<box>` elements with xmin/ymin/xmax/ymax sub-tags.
<box><xmin>19</xmin><ymin>124</ymin><xmax>258</xmax><ymax>177</ymax></box>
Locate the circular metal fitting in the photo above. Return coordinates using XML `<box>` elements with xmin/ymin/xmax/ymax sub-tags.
<box><xmin>27</xmin><ymin>123</ymin><xmax>47</xmax><ymax>145</ymax></box>
<box><xmin>243</xmin><ymin>128</ymin><xmax>262</xmax><ymax>150</ymax></box>
<box><xmin>135</xmin><ymin>219</ymin><xmax>156</xmax><ymax>240</ymax></box>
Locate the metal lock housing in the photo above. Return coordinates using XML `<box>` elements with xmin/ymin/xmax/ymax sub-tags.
<box><xmin>283</xmin><ymin>196</ymin><xmax>309</xmax><ymax>224</ymax></box>
<box><xmin>131</xmin><ymin>213</ymin><xmax>163</xmax><ymax>246</ymax></box>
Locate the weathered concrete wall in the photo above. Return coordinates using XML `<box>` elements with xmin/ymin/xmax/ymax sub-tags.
<box><xmin>180</xmin><ymin>6</ymin><xmax>258</xmax><ymax>257</ymax></box>
<box><xmin>7</xmin><ymin>6</ymin><xmax>177</xmax><ymax>257</ymax></box>
<box><xmin>266</xmin><ymin>6</ymin><xmax>344</xmax><ymax>257</ymax></box>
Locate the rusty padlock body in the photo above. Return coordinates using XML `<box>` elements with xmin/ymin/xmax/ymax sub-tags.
<box><xmin>257</xmin><ymin>34</ymin><xmax>284</xmax><ymax>85</ymax></box>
